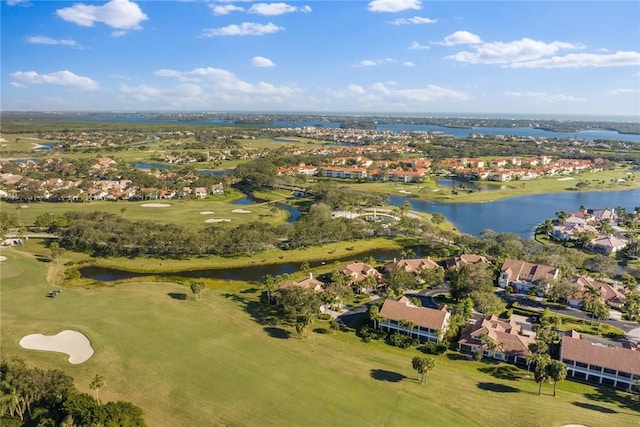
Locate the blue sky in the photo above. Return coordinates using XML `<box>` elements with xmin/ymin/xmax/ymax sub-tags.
<box><xmin>2</xmin><ymin>0</ymin><xmax>639</xmax><ymax>117</ymax></box>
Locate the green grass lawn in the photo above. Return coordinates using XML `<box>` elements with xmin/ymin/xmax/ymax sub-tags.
<box><xmin>2</xmin><ymin>189</ymin><xmax>290</xmax><ymax>230</ymax></box>
<box><xmin>2</xmin><ymin>247</ymin><xmax>638</xmax><ymax>427</ymax></box>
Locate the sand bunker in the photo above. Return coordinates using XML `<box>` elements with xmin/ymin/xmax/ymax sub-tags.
<box><xmin>557</xmin><ymin>177</ymin><xmax>575</xmax><ymax>181</ymax></box>
<box><xmin>0</xmin><ymin>256</ymin><xmax>7</xmax><ymax>262</ymax></box>
<box><xmin>398</xmin><ymin>190</ymin><xmax>412</xmax><ymax>194</ymax></box>
<box><xmin>231</xmin><ymin>209</ymin><xmax>252</xmax><ymax>214</ymax></box>
<box><xmin>20</xmin><ymin>330</ymin><xmax>94</xmax><ymax>364</ymax></box>
<box><xmin>200</xmin><ymin>211</ymin><xmax>215</xmax><ymax>215</ymax></box>
<box><xmin>141</xmin><ymin>203</ymin><xmax>171</xmax><ymax>208</ymax></box>
<box><xmin>205</xmin><ymin>218</ymin><xmax>232</xmax><ymax>223</ymax></box>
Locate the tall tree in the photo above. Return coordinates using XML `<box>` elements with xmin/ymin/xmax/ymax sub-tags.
<box><xmin>411</xmin><ymin>356</ymin><xmax>436</xmax><ymax>383</ymax></box>
<box><xmin>89</xmin><ymin>374</ymin><xmax>105</xmax><ymax>405</ymax></box>
<box><xmin>546</xmin><ymin>360</ymin><xmax>568</xmax><ymax>397</ymax></box>
<box><xmin>534</xmin><ymin>354</ymin><xmax>551</xmax><ymax>395</ymax></box>
<box><xmin>190</xmin><ymin>281</ymin><xmax>206</xmax><ymax>301</ymax></box>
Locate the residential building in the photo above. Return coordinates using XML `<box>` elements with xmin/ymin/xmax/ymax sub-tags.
<box><xmin>560</xmin><ymin>331</ymin><xmax>640</xmax><ymax>391</ymax></box>
<box><xmin>588</xmin><ymin>235</ymin><xmax>628</xmax><ymax>254</ymax></box>
<box><xmin>281</xmin><ymin>273</ymin><xmax>326</xmax><ymax>292</ymax></box>
<box><xmin>337</xmin><ymin>262</ymin><xmax>382</xmax><ymax>292</ymax></box>
<box><xmin>445</xmin><ymin>254</ymin><xmax>492</xmax><ymax>270</ymax></box>
<box><xmin>379</xmin><ymin>297</ymin><xmax>450</xmax><ymax>342</ymax></box>
<box><xmin>458</xmin><ymin>315</ymin><xmax>535</xmax><ymax>365</ymax></box>
<box><xmin>498</xmin><ymin>259</ymin><xmax>559</xmax><ymax>294</ymax></box>
<box><xmin>383</xmin><ymin>257</ymin><xmax>442</xmax><ymax>277</ymax></box>
<box><xmin>568</xmin><ymin>275</ymin><xmax>626</xmax><ymax>309</ymax></box>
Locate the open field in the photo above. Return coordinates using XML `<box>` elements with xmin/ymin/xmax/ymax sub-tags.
<box><xmin>1</xmin><ymin>247</ymin><xmax>638</xmax><ymax>427</ymax></box>
<box><xmin>2</xmin><ymin>189</ymin><xmax>293</xmax><ymax>229</ymax></box>
<box><xmin>341</xmin><ymin>165</ymin><xmax>639</xmax><ymax>203</ymax></box>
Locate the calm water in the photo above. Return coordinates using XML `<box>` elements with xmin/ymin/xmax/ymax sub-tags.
<box><xmin>390</xmin><ymin>188</ymin><xmax>640</xmax><ymax>238</ymax></box>
<box><xmin>86</xmin><ymin>114</ymin><xmax>639</xmax><ymax>142</ymax></box>
<box><xmin>80</xmin><ymin>247</ymin><xmax>407</xmax><ymax>283</ymax></box>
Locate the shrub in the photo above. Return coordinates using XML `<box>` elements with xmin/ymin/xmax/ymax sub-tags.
<box><xmin>420</xmin><ymin>342</ymin><xmax>447</xmax><ymax>355</ymax></box>
<box><xmin>317</xmin><ymin>313</ymin><xmax>332</xmax><ymax>321</ymax></box>
<box><xmin>387</xmin><ymin>332</ymin><xmax>414</xmax><ymax>349</ymax></box>
<box><xmin>473</xmin><ymin>350</ymin><xmax>483</xmax><ymax>361</ymax></box>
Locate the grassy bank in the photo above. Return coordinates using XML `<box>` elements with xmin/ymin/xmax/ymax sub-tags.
<box><xmin>1</xmin><ymin>247</ymin><xmax>637</xmax><ymax>427</ymax></box>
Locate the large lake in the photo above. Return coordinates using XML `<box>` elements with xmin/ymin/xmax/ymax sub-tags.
<box><xmin>90</xmin><ymin>115</ymin><xmax>640</xmax><ymax>143</ymax></box>
<box><xmin>390</xmin><ymin>188</ymin><xmax>640</xmax><ymax>238</ymax></box>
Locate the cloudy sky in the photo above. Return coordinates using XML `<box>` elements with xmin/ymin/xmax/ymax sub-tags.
<box><xmin>2</xmin><ymin>0</ymin><xmax>639</xmax><ymax>117</ymax></box>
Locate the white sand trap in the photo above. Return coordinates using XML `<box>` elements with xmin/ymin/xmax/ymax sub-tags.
<box><xmin>141</xmin><ymin>203</ymin><xmax>171</xmax><ymax>208</ymax></box>
<box><xmin>20</xmin><ymin>330</ymin><xmax>94</xmax><ymax>364</ymax></box>
<box><xmin>398</xmin><ymin>190</ymin><xmax>412</xmax><ymax>194</ymax></box>
<box><xmin>231</xmin><ymin>209</ymin><xmax>252</xmax><ymax>214</ymax></box>
<box><xmin>557</xmin><ymin>177</ymin><xmax>575</xmax><ymax>181</ymax></box>
<box><xmin>200</xmin><ymin>211</ymin><xmax>215</xmax><ymax>215</ymax></box>
<box><xmin>0</xmin><ymin>256</ymin><xmax>7</xmax><ymax>262</ymax></box>
<box><xmin>205</xmin><ymin>218</ymin><xmax>231</xmax><ymax>223</ymax></box>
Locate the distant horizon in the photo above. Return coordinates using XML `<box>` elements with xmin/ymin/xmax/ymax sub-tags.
<box><xmin>2</xmin><ymin>1</ymin><xmax>639</xmax><ymax>115</ymax></box>
<box><xmin>2</xmin><ymin>110</ymin><xmax>638</xmax><ymax>123</ymax></box>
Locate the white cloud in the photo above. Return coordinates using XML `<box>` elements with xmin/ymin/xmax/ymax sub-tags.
<box><xmin>370</xmin><ymin>82</ymin><xmax>468</xmax><ymax>102</ymax></box>
<box><xmin>10</xmin><ymin>70</ymin><xmax>99</xmax><ymax>90</ymax></box>
<box><xmin>351</xmin><ymin>58</ymin><xmax>397</xmax><ymax>67</ymax></box>
<box><xmin>348</xmin><ymin>84</ymin><xmax>366</xmax><ymax>95</ymax></box>
<box><xmin>210</xmin><ymin>4</ymin><xmax>244</xmax><ymax>15</ymax></box>
<box><xmin>510</xmin><ymin>51</ymin><xmax>640</xmax><ymax>69</ymax></box>
<box><xmin>448</xmin><ymin>38</ymin><xmax>584</xmax><ymax>65</ymax></box>
<box><xmin>368</xmin><ymin>0</ymin><xmax>421</xmax><ymax>13</ymax></box>
<box><xmin>506</xmin><ymin>91</ymin><xmax>586</xmax><ymax>103</ymax></box>
<box><xmin>607</xmin><ymin>88</ymin><xmax>636</xmax><ymax>95</ymax></box>
<box><xmin>10</xmin><ymin>82</ymin><xmax>27</xmax><ymax>88</ymax></box>
<box><xmin>403</xmin><ymin>61</ymin><xmax>415</xmax><ymax>67</ymax></box>
<box><xmin>352</xmin><ymin>59</ymin><xmax>378</xmax><ymax>68</ymax></box>
<box><xmin>26</xmin><ymin>36</ymin><xmax>81</xmax><ymax>47</ymax></box>
<box><xmin>252</xmin><ymin>56</ymin><xmax>275</xmax><ymax>67</ymax></box>
<box><xmin>410</xmin><ymin>41</ymin><xmax>429</xmax><ymax>50</ymax></box>
<box><xmin>389</xmin><ymin>16</ymin><xmax>436</xmax><ymax>25</ymax></box>
<box><xmin>7</xmin><ymin>0</ymin><xmax>30</xmax><ymax>6</ymax></box>
<box><xmin>437</xmin><ymin>31</ymin><xmax>482</xmax><ymax>46</ymax></box>
<box><xmin>248</xmin><ymin>2</ymin><xmax>311</xmax><ymax>16</ymax></box>
<box><xmin>111</xmin><ymin>30</ymin><xmax>127</xmax><ymax>37</ymax></box>
<box><xmin>56</xmin><ymin>0</ymin><xmax>148</xmax><ymax>30</ymax></box>
<box><xmin>202</xmin><ymin>22</ymin><xmax>283</xmax><ymax>37</ymax></box>
<box><xmin>154</xmin><ymin>66</ymin><xmax>299</xmax><ymax>97</ymax></box>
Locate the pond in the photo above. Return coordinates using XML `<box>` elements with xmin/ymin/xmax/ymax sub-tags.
<box><xmin>232</xmin><ymin>195</ymin><xmax>301</xmax><ymax>223</ymax></box>
<box><xmin>390</xmin><ymin>187</ymin><xmax>640</xmax><ymax>238</ymax></box>
<box><xmin>79</xmin><ymin>247</ymin><xmax>416</xmax><ymax>283</ymax></box>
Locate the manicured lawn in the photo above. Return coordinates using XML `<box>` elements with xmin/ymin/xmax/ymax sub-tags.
<box><xmin>2</xmin><ymin>247</ymin><xmax>638</xmax><ymax>427</ymax></box>
<box><xmin>2</xmin><ymin>190</ymin><xmax>290</xmax><ymax>229</ymax></box>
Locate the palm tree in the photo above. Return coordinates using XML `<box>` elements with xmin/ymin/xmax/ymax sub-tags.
<box><xmin>90</xmin><ymin>374</ymin><xmax>105</xmax><ymax>405</ymax></box>
<box><xmin>399</xmin><ymin>319</ymin><xmax>415</xmax><ymax>339</ymax></box>
<box><xmin>534</xmin><ymin>354</ymin><xmax>551</xmax><ymax>395</ymax></box>
<box><xmin>546</xmin><ymin>360</ymin><xmax>568</xmax><ymax>396</ymax></box>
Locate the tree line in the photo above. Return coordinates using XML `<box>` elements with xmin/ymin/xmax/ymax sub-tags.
<box><xmin>0</xmin><ymin>358</ymin><xmax>145</xmax><ymax>426</ymax></box>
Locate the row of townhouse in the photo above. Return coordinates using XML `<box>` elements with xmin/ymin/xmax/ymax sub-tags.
<box><xmin>458</xmin><ymin>321</ymin><xmax>640</xmax><ymax>392</ymax></box>
<box><xmin>550</xmin><ymin>209</ymin><xmax>628</xmax><ymax>254</ymax></box>
<box><xmin>498</xmin><ymin>258</ymin><xmax>628</xmax><ymax>309</ymax></box>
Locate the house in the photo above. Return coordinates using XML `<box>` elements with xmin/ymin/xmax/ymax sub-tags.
<box><xmin>211</xmin><ymin>183</ymin><xmax>224</xmax><ymax>195</ymax></box>
<box><xmin>568</xmin><ymin>275</ymin><xmax>626</xmax><ymax>309</ymax></box>
<box><xmin>445</xmin><ymin>254</ymin><xmax>492</xmax><ymax>270</ymax></box>
<box><xmin>588</xmin><ymin>235</ymin><xmax>627</xmax><ymax>254</ymax></box>
<box><xmin>498</xmin><ymin>259</ymin><xmax>559</xmax><ymax>294</ymax></box>
<box><xmin>281</xmin><ymin>273</ymin><xmax>326</xmax><ymax>292</ymax></box>
<box><xmin>458</xmin><ymin>315</ymin><xmax>535</xmax><ymax>365</ymax></box>
<box><xmin>337</xmin><ymin>262</ymin><xmax>382</xmax><ymax>292</ymax></box>
<box><xmin>378</xmin><ymin>297</ymin><xmax>450</xmax><ymax>342</ymax></box>
<box><xmin>194</xmin><ymin>187</ymin><xmax>208</xmax><ymax>199</ymax></box>
<box><xmin>560</xmin><ymin>330</ymin><xmax>640</xmax><ymax>391</ymax></box>
<box><xmin>383</xmin><ymin>257</ymin><xmax>442</xmax><ymax>277</ymax></box>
